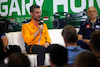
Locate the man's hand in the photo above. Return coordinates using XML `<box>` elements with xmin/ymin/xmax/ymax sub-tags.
<box><xmin>44</xmin><ymin>42</ymin><xmax>50</xmax><ymax>48</ymax></box>
<box><xmin>4</xmin><ymin>48</ymin><xmax>7</xmax><ymax>52</ymax></box>
<box><xmin>1</xmin><ymin>36</ymin><xmax>8</xmax><ymax>48</ymax></box>
<box><xmin>33</xmin><ymin>24</ymin><xmax>44</xmax><ymax>38</ymax></box>
<box><xmin>78</xmin><ymin>34</ymin><xmax>90</xmax><ymax>46</ymax></box>
<box><xmin>39</xmin><ymin>24</ymin><xmax>44</xmax><ymax>30</ymax></box>
<box><xmin>38</xmin><ymin>25</ymin><xmax>44</xmax><ymax>32</ymax></box>
<box><xmin>4</xmin><ymin>45</ymin><xmax>12</xmax><ymax>52</ymax></box>
<box><xmin>82</xmin><ymin>39</ymin><xmax>90</xmax><ymax>46</ymax></box>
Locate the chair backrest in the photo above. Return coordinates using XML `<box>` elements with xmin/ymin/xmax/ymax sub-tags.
<box><xmin>5</xmin><ymin>28</ymin><xmax>79</xmax><ymax>53</ymax></box>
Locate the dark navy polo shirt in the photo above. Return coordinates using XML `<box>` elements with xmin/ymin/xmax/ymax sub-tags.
<box><xmin>78</xmin><ymin>18</ymin><xmax>100</xmax><ymax>40</ymax></box>
<box><xmin>0</xmin><ymin>26</ymin><xmax>5</xmax><ymax>38</ymax></box>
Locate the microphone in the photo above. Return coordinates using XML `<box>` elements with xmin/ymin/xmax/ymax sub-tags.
<box><xmin>39</xmin><ymin>20</ymin><xmax>44</xmax><ymax>32</ymax></box>
<box><xmin>5</xmin><ymin>45</ymin><xmax>12</xmax><ymax>51</ymax></box>
<box><xmin>39</xmin><ymin>20</ymin><xmax>44</xmax><ymax>25</ymax></box>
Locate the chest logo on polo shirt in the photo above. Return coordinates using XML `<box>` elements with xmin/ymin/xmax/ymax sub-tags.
<box><xmin>86</xmin><ymin>24</ymin><xmax>90</xmax><ymax>28</ymax></box>
<box><xmin>95</xmin><ymin>25</ymin><xmax>100</xmax><ymax>29</ymax></box>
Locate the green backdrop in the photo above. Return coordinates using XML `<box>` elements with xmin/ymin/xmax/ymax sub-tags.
<box><xmin>0</xmin><ymin>0</ymin><xmax>100</xmax><ymax>29</ymax></box>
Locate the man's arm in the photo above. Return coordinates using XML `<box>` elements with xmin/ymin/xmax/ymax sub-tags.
<box><xmin>33</xmin><ymin>24</ymin><xmax>43</xmax><ymax>38</ymax></box>
<box><xmin>22</xmin><ymin>23</ymin><xmax>44</xmax><ymax>45</ymax></box>
<box><xmin>78</xmin><ymin>22</ymin><xmax>90</xmax><ymax>46</ymax></box>
<box><xmin>78</xmin><ymin>34</ymin><xmax>90</xmax><ymax>46</ymax></box>
<box><xmin>1</xmin><ymin>36</ymin><xmax>8</xmax><ymax>48</ymax></box>
<box><xmin>33</xmin><ymin>24</ymin><xmax>50</xmax><ymax>48</ymax></box>
<box><xmin>43</xmin><ymin>24</ymin><xmax>51</xmax><ymax>48</ymax></box>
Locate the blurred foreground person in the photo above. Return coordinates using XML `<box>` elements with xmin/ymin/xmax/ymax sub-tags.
<box><xmin>62</xmin><ymin>25</ymin><xmax>89</xmax><ymax>65</ymax></box>
<box><xmin>0</xmin><ymin>26</ymin><xmax>21</xmax><ymax>64</ymax></box>
<box><xmin>50</xmin><ymin>44</ymin><xmax>68</xmax><ymax>67</ymax></box>
<box><xmin>73</xmin><ymin>52</ymin><xmax>97</xmax><ymax>67</ymax></box>
<box><xmin>91</xmin><ymin>31</ymin><xmax>100</xmax><ymax>67</ymax></box>
<box><xmin>8</xmin><ymin>53</ymin><xmax>30</xmax><ymax>67</ymax></box>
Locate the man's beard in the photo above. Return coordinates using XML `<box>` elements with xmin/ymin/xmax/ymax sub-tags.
<box><xmin>34</xmin><ymin>17</ymin><xmax>41</xmax><ymax>21</ymax></box>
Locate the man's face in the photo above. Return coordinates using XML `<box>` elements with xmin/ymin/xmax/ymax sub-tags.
<box><xmin>31</xmin><ymin>8</ymin><xmax>41</xmax><ymax>21</ymax></box>
<box><xmin>87</xmin><ymin>7</ymin><xmax>98</xmax><ymax>19</ymax></box>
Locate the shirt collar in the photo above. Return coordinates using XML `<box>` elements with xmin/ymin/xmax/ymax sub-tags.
<box><xmin>66</xmin><ymin>46</ymin><xmax>82</xmax><ymax>51</ymax></box>
<box><xmin>86</xmin><ymin>18</ymin><xmax>100</xmax><ymax>24</ymax></box>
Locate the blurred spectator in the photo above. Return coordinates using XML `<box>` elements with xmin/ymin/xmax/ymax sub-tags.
<box><xmin>0</xmin><ymin>25</ymin><xmax>21</xmax><ymax>64</ymax></box>
<box><xmin>49</xmin><ymin>44</ymin><xmax>68</xmax><ymax>67</ymax></box>
<box><xmin>73</xmin><ymin>52</ymin><xmax>97</xmax><ymax>67</ymax></box>
<box><xmin>91</xmin><ymin>31</ymin><xmax>100</xmax><ymax>67</ymax></box>
<box><xmin>8</xmin><ymin>53</ymin><xmax>30</xmax><ymax>67</ymax></box>
<box><xmin>62</xmin><ymin>25</ymin><xmax>89</xmax><ymax>65</ymax></box>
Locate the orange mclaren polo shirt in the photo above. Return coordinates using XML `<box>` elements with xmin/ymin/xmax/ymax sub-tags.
<box><xmin>21</xmin><ymin>19</ymin><xmax>51</xmax><ymax>46</ymax></box>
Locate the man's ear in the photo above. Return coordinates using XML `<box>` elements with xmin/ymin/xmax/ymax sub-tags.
<box><xmin>87</xmin><ymin>12</ymin><xmax>89</xmax><ymax>16</ymax></box>
<box><xmin>30</xmin><ymin>12</ymin><xmax>33</xmax><ymax>16</ymax></box>
<box><xmin>63</xmin><ymin>38</ymin><xmax>66</xmax><ymax>43</ymax></box>
<box><xmin>90</xmin><ymin>43</ymin><xmax>93</xmax><ymax>50</ymax></box>
<box><xmin>49</xmin><ymin>59</ymin><xmax>54</xmax><ymax>67</ymax></box>
<box><xmin>63</xmin><ymin>38</ymin><xmax>67</xmax><ymax>46</ymax></box>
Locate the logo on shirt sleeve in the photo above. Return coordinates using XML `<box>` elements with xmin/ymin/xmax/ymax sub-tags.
<box><xmin>86</xmin><ymin>24</ymin><xmax>90</xmax><ymax>28</ymax></box>
<box><xmin>95</xmin><ymin>25</ymin><xmax>100</xmax><ymax>30</ymax></box>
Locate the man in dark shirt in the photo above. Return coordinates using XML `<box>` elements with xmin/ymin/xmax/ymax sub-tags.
<box><xmin>0</xmin><ymin>26</ymin><xmax>8</xmax><ymax>63</ymax></box>
<box><xmin>0</xmin><ymin>26</ymin><xmax>21</xmax><ymax>64</ymax></box>
<box><xmin>78</xmin><ymin>6</ymin><xmax>100</xmax><ymax>50</ymax></box>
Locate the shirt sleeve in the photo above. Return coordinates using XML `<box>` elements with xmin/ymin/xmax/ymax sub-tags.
<box><xmin>21</xmin><ymin>23</ymin><xmax>35</xmax><ymax>44</ymax></box>
<box><xmin>78</xmin><ymin>22</ymin><xmax>84</xmax><ymax>35</ymax></box>
<box><xmin>44</xmin><ymin>24</ymin><xmax>51</xmax><ymax>44</ymax></box>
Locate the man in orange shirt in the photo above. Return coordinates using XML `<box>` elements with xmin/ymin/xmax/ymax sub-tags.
<box><xmin>22</xmin><ymin>5</ymin><xmax>51</xmax><ymax>66</ymax></box>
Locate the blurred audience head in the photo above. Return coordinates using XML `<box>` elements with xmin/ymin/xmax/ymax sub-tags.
<box><xmin>8</xmin><ymin>53</ymin><xmax>30</xmax><ymax>67</ymax></box>
<box><xmin>73</xmin><ymin>52</ymin><xmax>97</xmax><ymax>67</ymax></box>
<box><xmin>49</xmin><ymin>44</ymin><xmax>68</xmax><ymax>67</ymax></box>
<box><xmin>62</xmin><ymin>25</ymin><xmax>78</xmax><ymax>45</ymax></box>
<box><xmin>91</xmin><ymin>31</ymin><xmax>100</xmax><ymax>53</ymax></box>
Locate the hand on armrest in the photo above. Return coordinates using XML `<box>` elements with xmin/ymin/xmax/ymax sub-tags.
<box><xmin>78</xmin><ymin>34</ymin><xmax>90</xmax><ymax>46</ymax></box>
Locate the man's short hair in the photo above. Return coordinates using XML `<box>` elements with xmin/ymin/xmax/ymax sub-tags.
<box><xmin>30</xmin><ymin>5</ymin><xmax>40</xmax><ymax>12</ymax></box>
<box><xmin>74</xmin><ymin>52</ymin><xmax>97</xmax><ymax>67</ymax></box>
<box><xmin>62</xmin><ymin>25</ymin><xmax>78</xmax><ymax>43</ymax></box>
<box><xmin>50</xmin><ymin>44</ymin><xmax>68</xmax><ymax>66</ymax></box>
<box><xmin>91</xmin><ymin>31</ymin><xmax>100</xmax><ymax>52</ymax></box>
<box><xmin>87</xmin><ymin>6</ymin><xmax>97</xmax><ymax>13</ymax></box>
<box><xmin>8</xmin><ymin>53</ymin><xmax>30</xmax><ymax>67</ymax></box>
